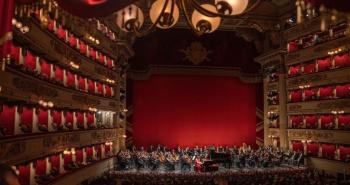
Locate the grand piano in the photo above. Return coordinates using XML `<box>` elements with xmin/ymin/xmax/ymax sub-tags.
<box><xmin>202</xmin><ymin>149</ymin><xmax>232</xmax><ymax>172</ymax></box>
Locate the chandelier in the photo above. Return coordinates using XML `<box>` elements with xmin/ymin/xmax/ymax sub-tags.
<box><xmin>115</xmin><ymin>0</ymin><xmax>261</xmax><ymax>36</ymax></box>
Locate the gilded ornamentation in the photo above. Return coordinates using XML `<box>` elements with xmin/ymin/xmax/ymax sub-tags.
<box><xmin>0</xmin><ymin>141</ymin><xmax>26</xmax><ymax>161</ymax></box>
<box><xmin>72</xmin><ymin>94</ymin><xmax>101</xmax><ymax>106</ymax></box>
<box><xmin>288</xmin><ymin>130</ymin><xmax>334</xmax><ymax>142</ymax></box>
<box><xmin>12</xmin><ymin>77</ymin><xmax>58</xmax><ymax>97</ymax></box>
<box><xmin>180</xmin><ymin>42</ymin><xmax>211</xmax><ymax>65</ymax></box>
<box><xmin>43</xmin><ymin>133</ymin><xmax>80</xmax><ymax>149</ymax></box>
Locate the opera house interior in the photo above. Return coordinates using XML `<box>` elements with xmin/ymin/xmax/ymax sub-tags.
<box><xmin>1</xmin><ymin>0</ymin><xmax>350</xmax><ymax>185</ymax></box>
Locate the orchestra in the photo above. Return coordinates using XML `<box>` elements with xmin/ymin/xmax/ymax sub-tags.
<box><xmin>116</xmin><ymin>144</ymin><xmax>303</xmax><ymax>172</ymax></box>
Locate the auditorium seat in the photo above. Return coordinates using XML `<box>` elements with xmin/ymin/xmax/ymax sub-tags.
<box><xmin>78</xmin><ymin>76</ymin><xmax>87</xmax><ymax>92</ymax></box>
<box><xmin>76</xmin><ymin>112</ymin><xmax>85</xmax><ymax>129</ymax></box>
<box><xmin>40</xmin><ymin>59</ymin><xmax>51</xmax><ymax>79</ymax></box>
<box><xmin>307</xmin><ymin>143</ymin><xmax>319</xmax><ymax>156</ymax></box>
<box><xmin>292</xmin><ymin>141</ymin><xmax>304</xmax><ymax>152</ymax></box>
<box><xmin>49</xmin><ymin>155</ymin><xmax>60</xmax><ymax>176</ymax></box>
<box><xmin>339</xmin><ymin>146</ymin><xmax>350</xmax><ymax>161</ymax></box>
<box><xmin>88</xmin><ymin>80</ymin><xmax>96</xmax><ymax>94</ymax></box>
<box><xmin>303</xmin><ymin>62</ymin><xmax>316</xmax><ymax>74</ymax></box>
<box><xmin>54</xmin><ymin>66</ymin><xmax>64</xmax><ymax>84</ymax></box>
<box><xmin>52</xmin><ymin>110</ymin><xmax>63</xmax><ymax>131</ymax></box>
<box><xmin>87</xmin><ymin>112</ymin><xmax>95</xmax><ymax>129</ymax></box>
<box><xmin>24</xmin><ymin>50</ymin><xmax>37</xmax><ymax>72</ymax></box>
<box><xmin>320</xmin><ymin>115</ymin><xmax>335</xmax><ymax>129</ymax></box>
<box><xmin>18</xmin><ymin>164</ymin><xmax>30</xmax><ymax>185</ymax></box>
<box><xmin>303</xmin><ymin>88</ymin><xmax>317</xmax><ymax>101</ymax></box>
<box><xmin>37</xmin><ymin>108</ymin><xmax>49</xmax><ymax>132</ymax></box>
<box><xmin>322</xmin><ymin>144</ymin><xmax>336</xmax><ymax>159</ymax></box>
<box><xmin>288</xmin><ymin>65</ymin><xmax>301</xmax><ymax>77</ymax></box>
<box><xmin>290</xmin><ymin>115</ymin><xmax>303</xmax><ymax>128</ymax></box>
<box><xmin>316</xmin><ymin>58</ymin><xmax>332</xmax><ymax>72</ymax></box>
<box><xmin>35</xmin><ymin>159</ymin><xmax>47</xmax><ymax>180</ymax></box>
<box><xmin>335</xmin><ymin>84</ymin><xmax>350</xmax><ymax>98</ymax></box>
<box><xmin>338</xmin><ymin>114</ymin><xmax>350</xmax><ymax>130</ymax></box>
<box><xmin>289</xmin><ymin>90</ymin><xmax>302</xmax><ymax>102</ymax></box>
<box><xmin>304</xmin><ymin>115</ymin><xmax>318</xmax><ymax>129</ymax></box>
<box><xmin>318</xmin><ymin>86</ymin><xmax>334</xmax><ymax>100</ymax></box>
<box><xmin>20</xmin><ymin>106</ymin><xmax>33</xmax><ymax>134</ymax></box>
<box><xmin>64</xmin><ymin>111</ymin><xmax>74</xmax><ymax>130</ymax></box>
<box><xmin>334</xmin><ymin>53</ymin><xmax>350</xmax><ymax>68</ymax></box>
<box><xmin>287</xmin><ymin>41</ymin><xmax>298</xmax><ymax>53</ymax></box>
<box><xmin>75</xmin><ymin>149</ymin><xmax>84</xmax><ymax>166</ymax></box>
<box><xmin>0</xmin><ymin>104</ymin><xmax>16</xmax><ymax>136</ymax></box>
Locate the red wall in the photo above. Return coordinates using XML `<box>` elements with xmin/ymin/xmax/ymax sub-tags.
<box><xmin>132</xmin><ymin>75</ymin><xmax>257</xmax><ymax>148</ymax></box>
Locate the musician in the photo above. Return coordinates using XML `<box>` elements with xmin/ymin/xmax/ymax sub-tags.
<box><xmin>180</xmin><ymin>154</ymin><xmax>192</xmax><ymax>171</ymax></box>
<box><xmin>194</xmin><ymin>155</ymin><xmax>203</xmax><ymax>172</ymax></box>
<box><xmin>164</xmin><ymin>153</ymin><xmax>176</xmax><ymax>171</ymax></box>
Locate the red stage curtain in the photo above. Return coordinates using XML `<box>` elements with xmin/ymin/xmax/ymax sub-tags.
<box><xmin>78</xmin><ymin>76</ymin><xmax>86</xmax><ymax>91</ymax></box>
<box><xmin>52</xmin><ymin>110</ymin><xmax>62</xmax><ymax>130</ymax></box>
<box><xmin>290</xmin><ymin>115</ymin><xmax>303</xmax><ymax>128</ymax></box>
<box><xmin>339</xmin><ymin>146</ymin><xmax>350</xmax><ymax>161</ymax></box>
<box><xmin>334</xmin><ymin>53</ymin><xmax>350</xmax><ymax>68</ymax></box>
<box><xmin>40</xmin><ymin>59</ymin><xmax>51</xmax><ymax>78</ymax></box>
<box><xmin>24</xmin><ymin>50</ymin><xmax>36</xmax><ymax>71</ymax></box>
<box><xmin>21</xmin><ymin>107</ymin><xmax>33</xmax><ymax>133</ymax></box>
<box><xmin>76</xmin><ymin>112</ymin><xmax>84</xmax><ymax>129</ymax></box>
<box><xmin>132</xmin><ymin>75</ymin><xmax>257</xmax><ymax>147</ymax></box>
<box><xmin>65</xmin><ymin>111</ymin><xmax>74</xmax><ymax>129</ymax></box>
<box><xmin>319</xmin><ymin>86</ymin><xmax>333</xmax><ymax>100</ymax></box>
<box><xmin>0</xmin><ymin>104</ymin><xmax>15</xmax><ymax>136</ymax></box>
<box><xmin>305</xmin><ymin>115</ymin><xmax>318</xmax><ymax>129</ymax></box>
<box><xmin>292</xmin><ymin>141</ymin><xmax>304</xmax><ymax>152</ymax></box>
<box><xmin>88</xmin><ymin>80</ymin><xmax>95</xmax><ymax>93</ymax></box>
<box><xmin>38</xmin><ymin>109</ymin><xmax>48</xmax><ymax>131</ymax></box>
<box><xmin>66</xmin><ymin>71</ymin><xmax>75</xmax><ymax>88</ymax></box>
<box><xmin>35</xmin><ymin>159</ymin><xmax>46</xmax><ymax>176</ymax></box>
<box><xmin>303</xmin><ymin>88</ymin><xmax>317</xmax><ymax>101</ymax></box>
<box><xmin>307</xmin><ymin>143</ymin><xmax>319</xmax><ymax>156</ymax></box>
<box><xmin>18</xmin><ymin>164</ymin><xmax>30</xmax><ymax>185</ymax></box>
<box><xmin>54</xmin><ymin>66</ymin><xmax>64</xmax><ymax>83</ymax></box>
<box><xmin>335</xmin><ymin>84</ymin><xmax>350</xmax><ymax>98</ymax></box>
<box><xmin>338</xmin><ymin>114</ymin><xmax>350</xmax><ymax>130</ymax></box>
<box><xmin>303</xmin><ymin>63</ymin><xmax>316</xmax><ymax>74</ymax></box>
<box><xmin>320</xmin><ymin>115</ymin><xmax>334</xmax><ymax>129</ymax></box>
<box><xmin>290</xmin><ymin>90</ymin><xmax>302</xmax><ymax>102</ymax></box>
<box><xmin>0</xmin><ymin>0</ymin><xmax>15</xmax><ymax>60</ymax></box>
<box><xmin>317</xmin><ymin>58</ymin><xmax>332</xmax><ymax>72</ymax></box>
<box><xmin>288</xmin><ymin>65</ymin><xmax>301</xmax><ymax>77</ymax></box>
<box><xmin>322</xmin><ymin>144</ymin><xmax>336</xmax><ymax>159</ymax></box>
<box><xmin>50</xmin><ymin>155</ymin><xmax>60</xmax><ymax>172</ymax></box>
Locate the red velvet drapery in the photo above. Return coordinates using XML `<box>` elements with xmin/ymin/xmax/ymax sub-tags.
<box><xmin>0</xmin><ymin>0</ymin><xmax>15</xmax><ymax>60</ymax></box>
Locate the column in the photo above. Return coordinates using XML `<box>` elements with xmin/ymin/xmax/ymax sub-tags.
<box><xmin>278</xmin><ymin>73</ymin><xmax>288</xmax><ymax>149</ymax></box>
<box><xmin>263</xmin><ymin>78</ymin><xmax>271</xmax><ymax>146</ymax></box>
